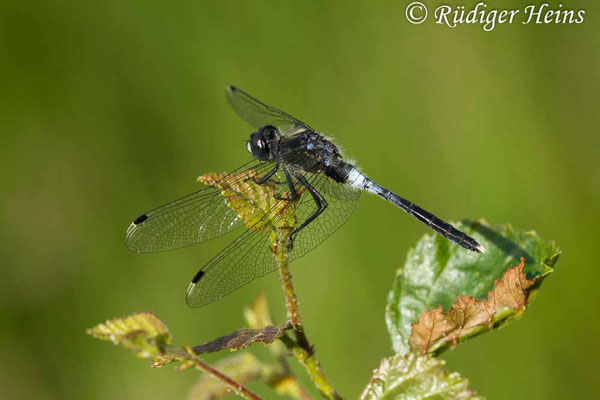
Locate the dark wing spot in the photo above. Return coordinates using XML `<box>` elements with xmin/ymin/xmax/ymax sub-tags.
<box><xmin>191</xmin><ymin>270</ymin><xmax>205</xmax><ymax>284</ymax></box>
<box><xmin>133</xmin><ymin>214</ymin><xmax>148</xmax><ymax>225</ymax></box>
<box><xmin>229</xmin><ymin>85</ymin><xmax>237</xmax><ymax>92</ymax></box>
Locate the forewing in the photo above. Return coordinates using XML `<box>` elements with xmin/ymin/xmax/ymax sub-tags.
<box><xmin>125</xmin><ymin>161</ymin><xmax>274</xmax><ymax>253</ymax></box>
<box><xmin>186</xmin><ymin>170</ymin><xmax>359</xmax><ymax>307</ymax></box>
<box><xmin>226</xmin><ymin>85</ymin><xmax>313</xmax><ymax>136</ymax></box>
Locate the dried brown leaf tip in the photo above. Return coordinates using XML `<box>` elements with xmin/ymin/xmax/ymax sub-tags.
<box><xmin>410</xmin><ymin>258</ymin><xmax>538</xmax><ymax>354</ymax></box>
<box><xmin>192</xmin><ymin>321</ymin><xmax>293</xmax><ymax>354</ymax></box>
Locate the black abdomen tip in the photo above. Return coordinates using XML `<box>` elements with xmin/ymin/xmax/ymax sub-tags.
<box><xmin>229</xmin><ymin>85</ymin><xmax>237</xmax><ymax>91</ymax></box>
<box><xmin>191</xmin><ymin>270</ymin><xmax>205</xmax><ymax>284</ymax></box>
<box><xmin>133</xmin><ymin>214</ymin><xmax>148</xmax><ymax>225</ymax></box>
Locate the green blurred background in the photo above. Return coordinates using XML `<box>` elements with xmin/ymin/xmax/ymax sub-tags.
<box><xmin>1</xmin><ymin>0</ymin><xmax>598</xmax><ymax>398</ymax></box>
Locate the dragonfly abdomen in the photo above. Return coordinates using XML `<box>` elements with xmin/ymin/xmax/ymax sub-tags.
<box><xmin>344</xmin><ymin>165</ymin><xmax>371</xmax><ymax>190</ymax></box>
<box><xmin>344</xmin><ymin>166</ymin><xmax>484</xmax><ymax>253</ymax></box>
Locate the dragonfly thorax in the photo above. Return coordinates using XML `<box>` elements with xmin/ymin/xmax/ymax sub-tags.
<box><xmin>278</xmin><ymin>131</ymin><xmax>352</xmax><ymax>183</ymax></box>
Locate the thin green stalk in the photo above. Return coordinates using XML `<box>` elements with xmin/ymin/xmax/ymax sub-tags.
<box><xmin>160</xmin><ymin>344</ymin><xmax>263</xmax><ymax>400</ymax></box>
<box><xmin>274</xmin><ymin>236</ymin><xmax>343</xmax><ymax>400</ymax></box>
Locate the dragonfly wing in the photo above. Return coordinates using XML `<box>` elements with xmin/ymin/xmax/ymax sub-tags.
<box><xmin>186</xmin><ymin>228</ymin><xmax>276</xmax><ymax>307</ymax></box>
<box><xmin>288</xmin><ymin>172</ymin><xmax>360</xmax><ymax>260</ymax></box>
<box><xmin>125</xmin><ymin>161</ymin><xmax>275</xmax><ymax>253</ymax></box>
<box><xmin>226</xmin><ymin>85</ymin><xmax>313</xmax><ymax>136</ymax></box>
<box><xmin>186</xmin><ymin>170</ymin><xmax>359</xmax><ymax>307</ymax></box>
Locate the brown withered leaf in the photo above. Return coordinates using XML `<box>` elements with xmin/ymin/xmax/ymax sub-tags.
<box><xmin>410</xmin><ymin>258</ymin><xmax>537</xmax><ymax>354</ymax></box>
<box><xmin>191</xmin><ymin>321</ymin><xmax>293</xmax><ymax>354</ymax></box>
<box><xmin>409</xmin><ymin>306</ymin><xmax>453</xmax><ymax>355</ymax></box>
<box><xmin>486</xmin><ymin>258</ymin><xmax>534</xmax><ymax>310</ymax></box>
<box><xmin>243</xmin><ymin>293</ymin><xmax>287</xmax><ymax>358</ymax></box>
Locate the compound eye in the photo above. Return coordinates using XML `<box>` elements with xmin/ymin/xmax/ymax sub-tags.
<box><xmin>246</xmin><ymin>141</ymin><xmax>252</xmax><ymax>153</ymax></box>
<box><xmin>259</xmin><ymin>125</ymin><xmax>279</xmax><ymax>141</ymax></box>
<box><xmin>265</xmin><ymin>126</ymin><xmax>278</xmax><ymax>139</ymax></box>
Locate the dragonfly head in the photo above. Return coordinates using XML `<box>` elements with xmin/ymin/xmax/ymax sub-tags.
<box><xmin>248</xmin><ymin>125</ymin><xmax>281</xmax><ymax>161</ymax></box>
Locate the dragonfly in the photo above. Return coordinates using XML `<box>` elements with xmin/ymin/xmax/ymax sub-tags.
<box><xmin>126</xmin><ymin>85</ymin><xmax>485</xmax><ymax>307</ymax></box>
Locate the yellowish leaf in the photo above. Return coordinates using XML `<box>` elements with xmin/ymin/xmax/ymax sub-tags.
<box><xmin>244</xmin><ymin>292</ymin><xmax>273</xmax><ymax>329</ymax></box>
<box><xmin>86</xmin><ymin>312</ymin><xmax>170</xmax><ymax>358</ymax></box>
<box><xmin>198</xmin><ymin>171</ymin><xmax>303</xmax><ymax>233</ymax></box>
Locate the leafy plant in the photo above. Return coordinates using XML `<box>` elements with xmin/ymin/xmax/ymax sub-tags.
<box><xmin>88</xmin><ymin>173</ymin><xmax>560</xmax><ymax>399</ymax></box>
<box><xmin>386</xmin><ymin>221</ymin><xmax>559</xmax><ymax>357</ymax></box>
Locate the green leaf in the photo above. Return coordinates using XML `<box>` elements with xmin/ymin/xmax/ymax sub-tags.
<box><xmin>386</xmin><ymin>220</ymin><xmax>560</xmax><ymax>355</ymax></box>
<box><xmin>86</xmin><ymin>312</ymin><xmax>171</xmax><ymax>358</ymax></box>
<box><xmin>360</xmin><ymin>353</ymin><xmax>481</xmax><ymax>400</ymax></box>
<box><xmin>244</xmin><ymin>291</ymin><xmax>274</xmax><ymax>329</ymax></box>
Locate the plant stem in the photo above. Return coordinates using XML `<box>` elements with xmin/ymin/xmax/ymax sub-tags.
<box><xmin>161</xmin><ymin>344</ymin><xmax>263</xmax><ymax>400</ymax></box>
<box><xmin>244</xmin><ymin>293</ymin><xmax>314</xmax><ymax>400</ymax></box>
<box><xmin>274</xmin><ymin>237</ymin><xmax>343</xmax><ymax>400</ymax></box>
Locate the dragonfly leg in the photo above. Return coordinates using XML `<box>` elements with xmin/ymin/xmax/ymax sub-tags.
<box><xmin>287</xmin><ymin>174</ymin><xmax>328</xmax><ymax>250</ymax></box>
<box><xmin>274</xmin><ymin>167</ymin><xmax>299</xmax><ymax>201</ymax></box>
<box><xmin>252</xmin><ymin>164</ymin><xmax>279</xmax><ymax>185</ymax></box>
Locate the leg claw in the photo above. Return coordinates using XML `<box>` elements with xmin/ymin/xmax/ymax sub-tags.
<box><xmin>286</xmin><ymin>234</ymin><xmax>296</xmax><ymax>251</ymax></box>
